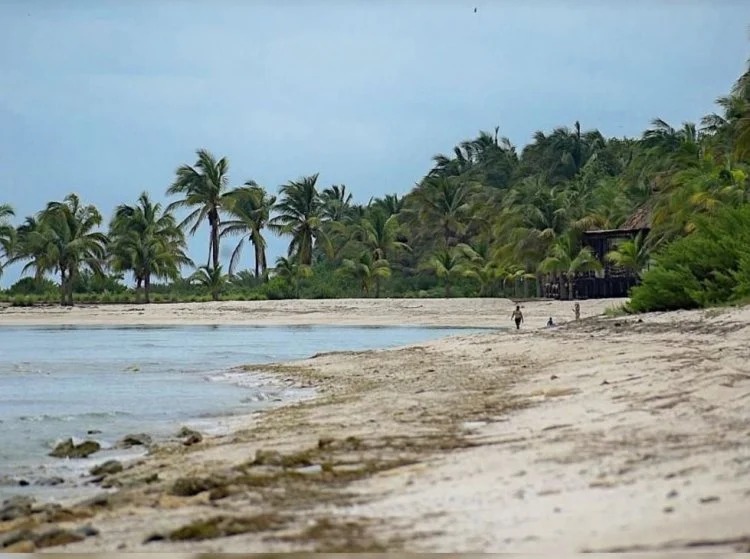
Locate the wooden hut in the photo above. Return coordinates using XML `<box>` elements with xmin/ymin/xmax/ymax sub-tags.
<box><xmin>547</xmin><ymin>206</ymin><xmax>651</xmax><ymax>299</ymax></box>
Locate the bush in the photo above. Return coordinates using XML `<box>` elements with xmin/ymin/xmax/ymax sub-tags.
<box><xmin>630</xmin><ymin>205</ymin><xmax>750</xmax><ymax>312</ymax></box>
<box><xmin>73</xmin><ymin>271</ymin><xmax>127</xmax><ymax>294</ymax></box>
<box><xmin>259</xmin><ymin>276</ymin><xmax>291</xmax><ymax>300</ymax></box>
<box><xmin>7</xmin><ymin>277</ymin><xmax>58</xmax><ymax>296</ymax></box>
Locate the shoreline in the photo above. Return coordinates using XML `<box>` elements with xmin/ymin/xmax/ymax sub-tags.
<box><xmin>0</xmin><ymin>297</ymin><xmax>611</xmax><ymax>328</ymax></box>
<box><xmin>2</xmin><ymin>298</ymin><xmax>749</xmax><ymax>553</ymax></box>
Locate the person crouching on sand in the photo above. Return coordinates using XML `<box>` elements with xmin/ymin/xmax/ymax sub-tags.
<box><xmin>511</xmin><ymin>305</ymin><xmax>524</xmax><ymax>330</ymax></box>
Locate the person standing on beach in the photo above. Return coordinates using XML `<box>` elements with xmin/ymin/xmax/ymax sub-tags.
<box><xmin>511</xmin><ymin>305</ymin><xmax>524</xmax><ymax>330</ymax></box>
<box><xmin>574</xmin><ymin>302</ymin><xmax>581</xmax><ymax>321</ymax></box>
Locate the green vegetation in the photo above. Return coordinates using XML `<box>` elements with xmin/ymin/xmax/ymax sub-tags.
<box><xmin>1</xmin><ymin>58</ymin><xmax>750</xmax><ymax>308</ymax></box>
<box><xmin>629</xmin><ymin>205</ymin><xmax>750</xmax><ymax>312</ymax></box>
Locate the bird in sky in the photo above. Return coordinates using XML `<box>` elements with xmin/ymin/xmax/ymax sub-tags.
<box><xmin>474</xmin><ymin>7</ymin><xmax>477</xmax><ymax>13</ymax></box>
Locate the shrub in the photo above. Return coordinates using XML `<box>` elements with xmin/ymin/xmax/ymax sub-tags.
<box><xmin>7</xmin><ymin>277</ymin><xmax>58</xmax><ymax>296</ymax></box>
<box><xmin>630</xmin><ymin>205</ymin><xmax>750</xmax><ymax>312</ymax></box>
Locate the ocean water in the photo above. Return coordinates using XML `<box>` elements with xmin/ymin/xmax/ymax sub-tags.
<box><xmin>0</xmin><ymin>324</ymin><xmax>478</xmax><ymax>500</ymax></box>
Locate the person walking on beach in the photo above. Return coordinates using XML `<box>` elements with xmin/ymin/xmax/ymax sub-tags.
<box><xmin>574</xmin><ymin>302</ymin><xmax>581</xmax><ymax>321</ymax></box>
<box><xmin>511</xmin><ymin>305</ymin><xmax>524</xmax><ymax>330</ymax></box>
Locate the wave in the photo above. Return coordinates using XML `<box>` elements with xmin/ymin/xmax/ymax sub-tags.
<box><xmin>14</xmin><ymin>411</ymin><xmax>132</xmax><ymax>423</ymax></box>
<box><xmin>2</xmin><ymin>362</ymin><xmax>45</xmax><ymax>374</ymax></box>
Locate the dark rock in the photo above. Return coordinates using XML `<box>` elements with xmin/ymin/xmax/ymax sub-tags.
<box><xmin>90</xmin><ymin>460</ymin><xmax>123</xmax><ymax>477</ymax></box>
<box><xmin>38</xmin><ymin>476</ymin><xmax>65</xmax><ymax>486</ymax></box>
<box><xmin>550</xmin><ymin>375</ymin><xmax>559</xmax><ymax>380</ymax></box>
<box><xmin>601</xmin><ymin>380</ymin><xmax>610</xmax><ymax>385</ymax></box>
<box><xmin>74</xmin><ymin>525</ymin><xmax>99</xmax><ymax>538</ymax></box>
<box><xmin>87</xmin><ymin>429</ymin><xmax>102</xmax><ymax>435</ymax></box>
<box><xmin>177</xmin><ymin>426</ymin><xmax>200</xmax><ymax>438</ymax></box>
<box><xmin>171</xmin><ymin>476</ymin><xmax>215</xmax><ymax>497</ymax></box>
<box><xmin>119</xmin><ymin>433</ymin><xmax>152</xmax><ymax>448</ymax></box>
<box><xmin>18</xmin><ymin>479</ymin><xmax>29</xmax><ymax>486</ymax></box>
<box><xmin>663</xmin><ymin>506</ymin><xmax>674</xmax><ymax>513</ymax></box>
<box><xmin>318</xmin><ymin>437</ymin><xmax>335</xmax><ymax>449</ymax></box>
<box><xmin>143</xmin><ymin>533</ymin><xmax>166</xmax><ymax>544</ymax></box>
<box><xmin>33</xmin><ymin>528</ymin><xmax>85</xmax><ymax>548</ymax></box>
<box><xmin>142</xmin><ymin>473</ymin><xmax>159</xmax><ymax>484</ymax></box>
<box><xmin>667</xmin><ymin>489</ymin><xmax>678</xmax><ymax>498</ymax></box>
<box><xmin>699</xmin><ymin>495</ymin><xmax>720</xmax><ymax>504</ymax></box>
<box><xmin>177</xmin><ymin>428</ymin><xmax>203</xmax><ymax>446</ymax></box>
<box><xmin>49</xmin><ymin>438</ymin><xmax>101</xmax><ymax>459</ymax></box>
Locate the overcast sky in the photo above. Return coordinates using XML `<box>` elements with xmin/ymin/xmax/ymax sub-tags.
<box><xmin>0</xmin><ymin>0</ymin><xmax>748</xmax><ymax>285</ymax></box>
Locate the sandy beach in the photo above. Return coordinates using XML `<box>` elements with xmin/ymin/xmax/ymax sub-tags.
<box><xmin>1</xmin><ymin>297</ymin><xmax>749</xmax><ymax>553</ymax></box>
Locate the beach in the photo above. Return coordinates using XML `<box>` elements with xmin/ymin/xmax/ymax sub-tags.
<box><xmin>1</xmin><ymin>297</ymin><xmax>749</xmax><ymax>553</ymax></box>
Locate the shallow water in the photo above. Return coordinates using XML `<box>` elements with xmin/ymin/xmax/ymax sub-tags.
<box><xmin>0</xmin><ymin>324</ymin><xmax>479</xmax><ymax>500</ymax></box>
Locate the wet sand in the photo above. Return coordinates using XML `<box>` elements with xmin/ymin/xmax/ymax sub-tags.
<box><xmin>1</xmin><ymin>298</ymin><xmax>749</xmax><ymax>553</ymax></box>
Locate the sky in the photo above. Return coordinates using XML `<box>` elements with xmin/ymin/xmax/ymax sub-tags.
<box><xmin>0</xmin><ymin>0</ymin><xmax>748</xmax><ymax>286</ymax></box>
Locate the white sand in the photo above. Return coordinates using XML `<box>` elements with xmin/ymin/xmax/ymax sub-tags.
<box><xmin>2</xmin><ymin>298</ymin><xmax>749</xmax><ymax>553</ymax></box>
<box><xmin>0</xmin><ymin>297</ymin><xmax>608</xmax><ymax>327</ymax></box>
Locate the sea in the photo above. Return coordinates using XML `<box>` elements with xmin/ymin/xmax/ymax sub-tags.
<box><xmin>0</xmin><ymin>324</ymin><xmax>477</xmax><ymax>502</ymax></box>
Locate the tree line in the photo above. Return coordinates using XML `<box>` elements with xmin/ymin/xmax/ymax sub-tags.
<box><xmin>1</xmin><ymin>57</ymin><xmax>749</xmax><ymax>308</ymax></box>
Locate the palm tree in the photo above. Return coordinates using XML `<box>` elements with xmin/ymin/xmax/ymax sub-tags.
<box><xmin>190</xmin><ymin>265</ymin><xmax>226</xmax><ymax>301</ymax></box>
<box><xmin>272</xmin><ymin>256</ymin><xmax>312</xmax><ymax>298</ymax></box>
<box><xmin>12</xmin><ymin>217</ymin><xmax>48</xmax><ymax>284</ymax></box>
<box><xmin>642</xmin><ymin>118</ymin><xmax>701</xmax><ymax>173</ymax></box>
<box><xmin>459</xmin><ymin>241</ymin><xmax>503</xmax><ymax>296</ymax></box>
<box><xmin>270</xmin><ymin>174</ymin><xmax>326</xmax><ymax>265</ymax></box>
<box><xmin>109</xmin><ymin>192</ymin><xmax>192</xmax><ymax>303</ymax></box>
<box><xmin>538</xmin><ymin>233</ymin><xmax>602</xmax><ymax>299</ymax></box>
<box><xmin>340</xmin><ymin>252</ymin><xmax>391</xmax><ymax>297</ymax></box>
<box><xmin>369</xmin><ymin>194</ymin><xmax>404</xmax><ymax>218</ymax></box>
<box><xmin>411</xmin><ymin>176</ymin><xmax>473</xmax><ymax>247</ymax></box>
<box><xmin>13</xmin><ymin>194</ymin><xmax>107</xmax><ymax>305</ymax></box>
<box><xmin>354</xmin><ymin>210</ymin><xmax>410</xmax><ymax>297</ymax></box>
<box><xmin>605</xmin><ymin>231</ymin><xmax>650</xmax><ymax>275</ymax></box>
<box><xmin>650</xmin><ymin>158</ymin><xmax>749</xmax><ymax>246</ymax></box>
<box><xmin>0</xmin><ymin>204</ymin><xmax>14</xmax><ymax>278</ymax></box>
<box><xmin>425</xmin><ymin>247</ymin><xmax>466</xmax><ymax>298</ymax></box>
<box><xmin>221</xmin><ymin>183</ymin><xmax>276</xmax><ymax>278</ymax></box>
<box><xmin>167</xmin><ymin>149</ymin><xmax>233</xmax><ymax>271</ymax></box>
<box><xmin>320</xmin><ymin>184</ymin><xmax>354</xmax><ymax>222</ymax></box>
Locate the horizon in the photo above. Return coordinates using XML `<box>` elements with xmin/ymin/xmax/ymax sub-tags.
<box><xmin>1</xmin><ymin>0</ymin><xmax>749</xmax><ymax>287</ymax></box>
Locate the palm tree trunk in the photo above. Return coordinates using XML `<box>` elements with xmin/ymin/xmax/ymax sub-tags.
<box><xmin>260</xmin><ymin>247</ymin><xmax>268</xmax><ymax>281</ymax></box>
<box><xmin>66</xmin><ymin>268</ymin><xmax>75</xmax><ymax>306</ymax></box>
<box><xmin>211</xmin><ymin>221</ymin><xmax>220</xmax><ymax>271</ymax></box>
<box><xmin>375</xmin><ymin>276</ymin><xmax>381</xmax><ymax>298</ymax></box>
<box><xmin>144</xmin><ymin>274</ymin><xmax>151</xmax><ymax>304</ymax></box>
<box><xmin>445</xmin><ymin>281</ymin><xmax>451</xmax><ymax>298</ymax></box>
<box><xmin>254</xmin><ymin>242</ymin><xmax>261</xmax><ymax>279</ymax></box>
<box><xmin>59</xmin><ymin>269</ymin><xmax>66</xmax><ymax>306</ymax></box>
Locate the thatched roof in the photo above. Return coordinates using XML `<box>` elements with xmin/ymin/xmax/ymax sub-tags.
<box><xmin>620</xmin><ymin>205</ymin><xmax>651</xmax><ymax>230</ymax></box>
